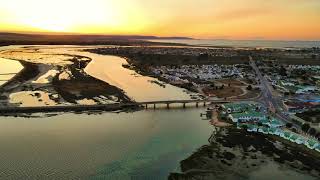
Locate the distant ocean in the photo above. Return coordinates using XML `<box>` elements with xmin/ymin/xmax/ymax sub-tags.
<box><xmin>148</xmin><ymin>39</ymin><xmax>320</xmax><ymax>49</ymax></box>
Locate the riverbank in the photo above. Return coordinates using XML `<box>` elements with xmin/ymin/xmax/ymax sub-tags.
<box><xmin>210</xmin><ymin>109</ymin><xmax>232</xmax><ymax>127</ymax></box>
<box><xmin>84</xmin><ymin>47</ymin><xmax>262</xmax><ymax>101</ymax></box>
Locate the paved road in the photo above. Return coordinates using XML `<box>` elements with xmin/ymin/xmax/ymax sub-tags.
<box><xmin>249</xmin><ymin>56</ymin><xmax>299</xmax><ymax>129</ymax></box>
<box><xmin>249</xmin><ymin>56</ymin><xmax>276</xmax><ymax>107</ymax></box>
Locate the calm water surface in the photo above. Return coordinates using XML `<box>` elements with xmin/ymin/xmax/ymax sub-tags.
<box><xmin>0</xmin><ymin>108</ymin><xmax>212</xmax><ymax>179</ymax></box>
<box><xmin>0</xmin><ymin>46</ymin><xmax>24</xmax><ymax>86</ymax></box>
<box><xmin>0</xmin><ymin>109</ymin><xmax>317</xmax><ymax>180</ymax></box>
<box><xmin>0</xmin><ymin>58</ymin><xmax>23</xmax><ymax>86</ymax></box>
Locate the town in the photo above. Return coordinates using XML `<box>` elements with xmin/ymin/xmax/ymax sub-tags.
<box><xmin>90</xmin><ymin>45</ymin><xmax>320</xmax><ymax>155</ymax></box>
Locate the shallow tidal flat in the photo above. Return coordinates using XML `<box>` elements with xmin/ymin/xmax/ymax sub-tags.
<box><xmin>0</xmin><ymin>46</ymin><xmax>131</xmax><ymax>107</ymax></box>
<box><xmin>0</xmin><ymin>45</ymin><xmax>194</xmax><ymax>108</ymax></box>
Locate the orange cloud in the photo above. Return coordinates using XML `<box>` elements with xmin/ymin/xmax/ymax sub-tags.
<box><xmin>213</xmin><ymin>7</ymin><xmax>274</xmax><ymax>22</ymax></box>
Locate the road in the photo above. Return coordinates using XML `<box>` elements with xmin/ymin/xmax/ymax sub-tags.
<box><xmin>249</xmin><ymin>56</ymin><xmax>299</xmax><ymax>129</ymax></box>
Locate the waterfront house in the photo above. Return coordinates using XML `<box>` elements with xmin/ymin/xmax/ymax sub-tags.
<box><xmin>228</xmin><ymin>111</ymin><xmax>266</xmax><ymax>123</ymax></box>
<box><xmin>222</xmin><ymin>103</ymin><xmax>258</xmax><ymax>114</ymax></box>
<box><xmin>306</xmin><ymin>140</ymin><xmax>318</xmax><ymax>149</ymax></box>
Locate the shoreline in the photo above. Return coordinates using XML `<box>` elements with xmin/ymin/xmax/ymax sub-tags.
<box><xmin>170</xmin><ymin>127</ymin><xmax>320</xmax><ymax>179</ymax></box>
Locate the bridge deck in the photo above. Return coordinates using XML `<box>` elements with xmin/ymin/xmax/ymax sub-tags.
<box><xmin>0</xmin><ymin>100</ymin><xmax>233</xmax><ymax>114</ymax></box>
<box><xmin>138</xmin><ymin>99</ymin><xmax>231</xmax><ymax>104</ymax></box>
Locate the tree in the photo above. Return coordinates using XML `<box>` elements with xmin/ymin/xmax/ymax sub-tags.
<box><xmin>247</xmin><ymin>85</ymin><xmax>253</xmax><ymax>91</ymax></box>
<box><xmin>301</xmin><ymin>123</ymin><xmax>311</xmax><ymax>133</ymax></box>
<box><xmin>286</xmin><ymin>123</ymin><xmax>293</xmax><ymax>129</ymax></box>
<box><xmin>292</xmin><ymin>128</ymin><xmax>298</xmax><ymax>133</ymax></box>
<box><xmin>198</xmin><ymin>53</ymin><xmax>209</xmax><ymax>60</ymax></box>
<box><xmin>279</xmin><ymin>66</ymin><xmax>287</xmax><ymax>76</ymax></box>
<box><xmin>316</xmin><ymin>132</ymin><xmax>320</xmax><ymax>141</ymax></box>
<box><xmin>308</xmin><ymin>128</ymin><xmax>317</xmax><ymax>136</ymax></box>
<box><xmin>241</xmin><ymin>124</ymin><xmax>248</xmax><ymax>130</ymax></box>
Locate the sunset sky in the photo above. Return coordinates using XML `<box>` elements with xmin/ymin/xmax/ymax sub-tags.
<box><xmin>0</xmin><ymin>0</ymin><xmax>319</xmax><ymax>40</ymax></box>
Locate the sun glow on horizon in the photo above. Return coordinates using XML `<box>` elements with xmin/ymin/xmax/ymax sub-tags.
<box><xmin>0</xmin><ymin>0</ymin><xmax>320</xmax><ymax>40</ymax></box>
<box><xmin>0</xmin><ymin>0</ymin><xmax>131</xmax><ymax>33</ymax></box>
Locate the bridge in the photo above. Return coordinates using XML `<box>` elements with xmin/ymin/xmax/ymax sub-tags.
<box><xmin>0</xmin><ymin>99</ymin><xmax>234</xmax><ymax>114</ymax></box>
<box><xmin>139</xmin><ymin>99</ymin><xmax>232</xmax><ymax>109</ymax></box>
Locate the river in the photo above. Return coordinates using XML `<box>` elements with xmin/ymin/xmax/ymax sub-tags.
<box><xmin>39</xmin><ymin>46</ymin><xmax>193</xmax><ymax>102</ymax></box>
<box><xmin>0</xmin><ymin>46</ymin><xmax>24</xmax><ymax>86</ymax></box>
<box><xmin>0</xmin><ymin>108</ymin><xmax>212</xmax><ymax>179</ymax></box>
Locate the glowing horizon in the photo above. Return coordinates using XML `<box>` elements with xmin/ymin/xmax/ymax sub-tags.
<box><xmin>0</xmin><ymin>0</ymin><xmax>320</xmax><ymax>40</ymax></box>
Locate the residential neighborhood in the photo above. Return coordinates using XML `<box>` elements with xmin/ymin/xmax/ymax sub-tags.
<box><xmin>217</xmin><ymin>102</ymin><xmax>320</xmax><ymax>153</ymax></box>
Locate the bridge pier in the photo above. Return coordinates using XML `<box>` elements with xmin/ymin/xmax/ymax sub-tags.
<box><xmin>203</xmin><ymin>102</ymin><xmax>206</xmax><ymax>107</ymax></box>
<box><xmin>183</xmin><ymin>103</ymin><xmax>186</xmax><ymax>108</ymax></box>
<box><xmin>153</xmin><ymin>104</ymin><xmax>156</xmax><ymax>109</ymax></box>
<box><xmin>145</xmin><ymin>104</ymin><xmax>148</xmax><ymax>109</ymax></box>
<box><xmin>167</xmin><ymin>103</ymin><xmax>170</xmax><ymax>109</ymax></box>
<box><xmin>196</xmin><ymin>102</ymin><xmax>199</xmax><ymax>108</ymax></box>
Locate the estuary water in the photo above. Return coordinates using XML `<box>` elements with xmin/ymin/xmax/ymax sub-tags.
<box><xmin>0</xmin><ymin>108</ymin><xmax>212</xmax><ymax>179</ymax></box>
<box><xmin>42</xmin><ymin>46</ymin><xmax>193</xmax><ymax>102</ymax></box>
<box><xmin>0</xmin><ymin>46</ymin><xmax>318</xmax><ymax>179</ymax></box>
<box><xmin>0</xmin><ymin>58</ymin><xmax>23</xmax><ymax>86</ymax></box>
<box><xmin>82</xmin><ymin>52</ymin><xmax>193</xmax><ymax>102</ymax></box>
<box><xmin>0</xmin><ymin>46</ymin><xmax>24</xmax><ymax>86</ymax></box>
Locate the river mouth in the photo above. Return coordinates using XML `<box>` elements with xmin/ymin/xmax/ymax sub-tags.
<box><xmin>0</xmin><ymin>46</ymin><xmax>197</xmax><ymax>108</ymax></box>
